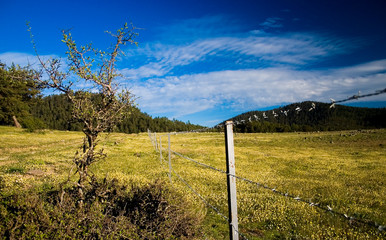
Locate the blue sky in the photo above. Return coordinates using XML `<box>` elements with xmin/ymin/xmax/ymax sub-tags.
<box><xmin>1</xmin><ymin>0</ymin><xmax>386</xmax><ymax>126</ymax></box>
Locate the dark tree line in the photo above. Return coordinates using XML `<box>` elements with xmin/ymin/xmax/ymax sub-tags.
<box><xmin>0</xmin><ymin>63</ymin><xmax>202</xmax><ymax>133</ymax></box>
<box><xmin>226</xmin><ymin>101</ymin><xmax>386</xmax><ymax>133</ymax></box>
<box><xmin>30</xmin><ymin>93</ymin><xmax>203</xmax><ymax>133</ymax></box>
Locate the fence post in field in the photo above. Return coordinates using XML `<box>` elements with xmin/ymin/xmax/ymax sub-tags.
<box><xmin>148</xmin><ymin>129</ymin><xmax>153</xmax><ymax>148</ymax></box>
<box><xmin>168</xmin><ymin>133</ymin><xmax>172</xmax><ymax>184</ymax></box>
<box><xmin>159</xmin><ymin>135</ymin><xmax>162</xmax><ymax>164</ymax></box>
<box><xmin>154</xmin><ymin>132</ymin><xmax>158</xmax><ymax>150</ymax></box>
<box><xmin>225</xmin><ymin>121</ymin><xmax>239</xmax><ymax>240</ymax></box>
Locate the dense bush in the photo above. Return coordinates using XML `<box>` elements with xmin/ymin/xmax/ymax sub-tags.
<box><xmin>20</xmin><ymin>116</ymin><xmax>47</xmax><ymax>132</ymax></box>
<box><xmin>0</xmin><ymin>178</ymin><xmax>202</xmax><ymax>239</ymax></box>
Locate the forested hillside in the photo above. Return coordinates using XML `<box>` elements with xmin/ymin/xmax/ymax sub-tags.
<box><xmin>0</xmin><ymin>63</ymin><xmax>202</xmax><ymax>132</ymax></box>
<box><xmin>30</xmin><ymin>94</ymin><xmax>202</xmax><ymax>133</ymax></box>
<box><xmin>225</xmin><ymin>101</ymin><xmax>386</xmax><ymax>133</ymax></box>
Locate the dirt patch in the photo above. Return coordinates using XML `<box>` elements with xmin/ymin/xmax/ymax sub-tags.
<box><xmin>26</xmin><ymin>169</ymin><xmax>46</xmax><ymax>176</ymax></box>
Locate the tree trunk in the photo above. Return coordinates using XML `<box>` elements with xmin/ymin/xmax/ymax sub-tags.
<box><xmin>12</xmin><ymin>116</ymin><xmax>21</xmax><ymax>128</ymax></box>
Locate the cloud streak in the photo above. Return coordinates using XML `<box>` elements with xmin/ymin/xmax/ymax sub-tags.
<box><xmin>0</xmin><ymin>52</ymin><xmax>60</xmax><ymax>70</ymax></box>
<box><xmin>260</xmin><ymin>17</ymin><xmax>284</xmax><ymax>29</ymax></box>
<box><xmin>116</xmin><ymin>15</ymin><xmax>386</xmax><ymax>124</ymax></box>
<box><xmin>130</xmin><ymin>61</ymin><xmax>386</xmax><ymax>118</ymax></box>
<box><xmin>122</xmin><ymin>32</ymin><xmax>346</xmax><ymax>81</ymax></box>
<box><xmin>0</xmin><ymin>52</ymin><xmax>39</xmax><ymax>67</ymax></box>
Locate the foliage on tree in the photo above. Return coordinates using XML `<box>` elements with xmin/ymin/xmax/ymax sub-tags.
<box><xmin>0</xmin><ymin>62</ymin><xmax>42</xmax><ymax>128</ymax></box>
<box><xmin>29</xmin><ymin>23</ymin><xmax>138</xmax><ymax>203</ymax></box>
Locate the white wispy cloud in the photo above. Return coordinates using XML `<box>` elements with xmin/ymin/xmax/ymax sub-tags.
<box><xmin>260</xmin><ymin>17</ymin><xmax>284</xmax><ymax>29</ymax></box>
<box><xmin>117</xmin><ymin>15</ymin><xmax>385</xmax><ymax>122</ymax></box>
<box><xmin>330</xmin><ymin>59</ymin><xmax>386</xmax><ymax>77</ymax></box>
<box><xmin>121</xmin><ymin>32</ymin><xmax>346</xmax><ymax>80</ymax></box>
<box><xmin>0</xmin><ymin>52</ymin><xmax>60</xmax><ymax>69</ymax></box>
<box><xmin>0</xmin><ymin>52</ymin><xmax>37</xmax><ymax>67</ymax></box>
<box><xmin>130</xmin><ymin>62</ymin><xmax>386</xmax><ymax>118</ymax></box>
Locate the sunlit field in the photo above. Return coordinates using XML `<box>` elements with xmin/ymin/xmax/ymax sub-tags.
<box><xmin>156</xmin><ymin>129</ymin><xmax>386</xmax><ymax>239</ymax></box>
<box><xmin>0</xmin><ymin>126</ymin><xmax>385</xmax><ymax>239</ymax></box>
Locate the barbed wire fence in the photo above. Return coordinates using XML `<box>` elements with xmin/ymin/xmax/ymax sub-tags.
<box><xmin>213</xmin><ymin>88</ymin><xmax>386</xmax><ymax>128</ymax></box>
<box><xmin>148</xmin><ymin>131</ymin><xmax>385</xmax><ymax>239</ymax></box>
<box><xmin>146</xmin><ymin>89</ymin><xmax>386</xmax><ymax>239</ymax></box>
<box><xmin>149</xmin><ymin>127</ymin><xmax>248</xmax><ymax>240</ymax></box>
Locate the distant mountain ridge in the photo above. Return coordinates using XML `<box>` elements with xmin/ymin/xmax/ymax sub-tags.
<box><xmin>221</xmin><ymin>101</ymin><xmax>386</xmax><ymax>132</ymax></box>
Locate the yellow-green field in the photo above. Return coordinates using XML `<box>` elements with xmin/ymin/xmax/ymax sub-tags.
<box><xmin>0</xmin><ymin>126</ymin><xmax>385</xmax><ymax>239</ymax></box>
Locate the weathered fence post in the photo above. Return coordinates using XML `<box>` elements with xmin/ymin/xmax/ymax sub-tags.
<box><xmin>159</xmin><ymin>135</ymin><xmax>163</xmax><ymax>164</ymax></box>
<box><xmin>148</xmin><ymin>129</ymin><xmax>152</xmax><ymax>145</ymax></box>
<box><xmin>168</xmin><ymin>133</ymin><xmax>172</xmax><ymax>184</ymax></box>
<box><xmin>148</xmin><ymin>129</ymin><xmax>155</xmax><ymax>149</ymax></box>
<box><xmin>225</xmin><ymin>121</ymin><xmax>239</xmax><ymax>240</ymax></box>
<box><xmin>154</xmin><ymin>132</ymin><xmax>158</xmax><ymax>150</ymax></box>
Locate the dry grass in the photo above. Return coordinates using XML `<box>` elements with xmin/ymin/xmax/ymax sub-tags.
<box><xmin>161</xmin><ymin>130</ymin><xmax>386</xmax><ymax>239</ymax></box>
<box><xmin>1</xmin><ymin>126</ymin><xmax>385</xmax><ymax>239</ymax></box>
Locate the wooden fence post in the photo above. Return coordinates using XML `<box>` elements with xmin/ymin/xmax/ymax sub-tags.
<box><xmin>159</xmin><ymin>135</ymin><xmax>162</xmax><ymax>164</ymax></box>
<box><xmin>154</xmin><ymin>132</ymin><xmax>158</xmax><ymax>150</ymax></box>
<box><xmin>225</xmin><ymin>121</ymin><xmax>239</xmax><ymax>240</ymax></box>
<box><xmin>168</xmin><ymin>133</ymin><xmax>172</xmax><ymax>184</ymax></box>
<box><xmin>148</xmin><ymin>129</ymin><xmax>152</xmax><ymax>147</ymax></box>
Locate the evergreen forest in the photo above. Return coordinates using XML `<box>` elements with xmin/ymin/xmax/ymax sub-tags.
<box><xmin>30</xmin><ymin>93</ymin><xmax>203</xmax><ymax>133</ymax></box>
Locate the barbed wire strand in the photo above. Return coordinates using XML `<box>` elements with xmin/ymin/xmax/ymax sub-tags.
<box><xmin>333</xmin><ymin>88</ymin><xmax>386</xmax><ymax>104</ymax></box>
<box><xmin>149</xmin><ymin>124</ymin><xmax>385</xmax><ymax>234</ymax></box>
<box><xmin>215</xmin><ymin>88</ymin><xmax>386</xmax><ymax>128</ymax></box>
<box><xmin>172</xmin><ymin>150</ymin><xmax>227</xmax><ymax>175</ymax></box>
<box><xmin>155</xmin><ymin>140</ymin><xmax>250</xmax><ymax>239</ymax></box>
<box><xmin>171</xmin><ymin>149</ymin><xmax>385</xmax><ymax>233</ymax></box>
<box><xmin>170</xmin><ymin>167</ymin><xmax>228</xmax><ymax>221</ymax></box>
<box><xmin>170</xmin><ymin>167</ymin><xmax>250</xmax><ymax>240</ymax></box>
<box><xmin>148</xmin><ymin>88</ymin><xmax>386</xmax><ymax>133</ymax></box>
<box><xmin>227</xmin><ymin>172</ymin><xmax>385</xmax><ymax>232</ymax></box>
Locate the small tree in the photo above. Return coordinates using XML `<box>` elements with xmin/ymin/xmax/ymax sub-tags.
<box><xmin>29</xmin><ymin>23</ymin><xmax>138</xmax><ymax>202</ymax></box>
<box><xmin>0</xmin><ymin>63</ymin><xmax>41</xmax><ymax>126</ymax></box>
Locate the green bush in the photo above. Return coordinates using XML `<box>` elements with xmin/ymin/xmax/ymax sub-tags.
<box><xmin>5</xmin><ymin>166</ymin><xmax>25</xmax><ymax>174</ymax></box>
<box><xmin>21</xmin><ymin>116</ymin><xmax>46</xmax><ymax>132</ymax></box>
<box><xmin>0</xmin><ymin>178</ymin><xmax>202</xmax><ymax>239</ymax></box>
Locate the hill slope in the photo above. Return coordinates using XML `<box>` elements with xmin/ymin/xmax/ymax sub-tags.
<box><xmin>30</xmin><ymin>94</ymin><xmax>203</xmax><ymax>133</ymax></box>
<box><xmin>222</xmin><ymin>101</ymin><xmax>386</xmax><ymax>132</ymax></box>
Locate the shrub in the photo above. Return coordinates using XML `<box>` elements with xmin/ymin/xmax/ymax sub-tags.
<box><xmin>0</xmin><ymin>178</ymin><xmax>202</xmax><ymax>239</ymax></box>
<box><xmin>20</xmin><ymin>116</ymin><xmax>46</xmax><ymax>132</ymax></box>
<box><xmin>5</xmin><ymin>166</ymin><xmax>25</xmax><ymax>174</ymax></box>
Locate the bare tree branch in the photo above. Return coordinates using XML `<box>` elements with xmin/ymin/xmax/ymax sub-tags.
<box><xmin>29</xmin><ymin>22</ymin><xmax>138</xmax><ymax>204</ymax></box>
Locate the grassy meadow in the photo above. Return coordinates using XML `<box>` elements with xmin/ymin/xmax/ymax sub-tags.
<box><xmin>0</xmin><ymin>126</ymin><xmax>385</xmax><ymax>239</ymax></box>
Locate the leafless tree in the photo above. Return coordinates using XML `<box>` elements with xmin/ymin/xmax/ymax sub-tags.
<box><xmin>29</xmin><ymin>23</ymin><xmax>138</xmax><ymax>203</ymax></box>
